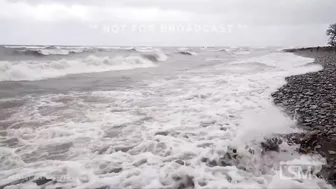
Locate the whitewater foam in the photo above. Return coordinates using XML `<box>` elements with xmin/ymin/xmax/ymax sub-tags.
<box><xmin>178</xmin><ymin>48</ymin><xmax>198</xmax><ymax>56</ymax></box>
<box><xmin>0</xmin><ymin>52</ymin><xmax>331</xmax><ymax>189</ymax></box>
<box><xmin>142</xmin><ymin>51</ymin><xmax>169</xmax><ymax>62</ymax></box>
<box><xmin>37</xmin><ymin>48</ymin><xmax>85</xmax><ymax>55</ymax></box>
<box><xmin>1</xmin><ymin>46</ymin><xmax>92</xmax><ymax>57</ymax></box>
<box><xmin>0</xmin><ymin>55</ymin><xmax>158</xmax><ymax>81</ymax></box>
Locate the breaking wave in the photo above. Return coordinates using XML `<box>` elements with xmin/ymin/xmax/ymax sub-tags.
<box><xmin>1</xmin><ymin>46</ymin><xmax>90</xmax><ymax>57</ymax></box>
<box><xmin>178</xmin><ymin>48</ymin><xmax>198</xmax><ymax>56</ymax></box>
<box><xmin>134</xmin><ymin>47</ymin><xmax>156</xmax><ymax>53</ymax></box>
<box><xmin>142</xmin><ymin>52</ymin><xmax>168</xmax><ymax>62</ymax></box>
<box><xmin>0</xmin><ymin>55</ymin><xmax>159</xmax><ymax>81</ymax></box>
<box><xmin>201</xmin><ymin>47</ymin><xmax>228</xmax><ymax>52</ymax></box>
<box><xmin>0</xmin><ymin>52</ymin><xmax>330</xmax><ymax>189</ymax></box>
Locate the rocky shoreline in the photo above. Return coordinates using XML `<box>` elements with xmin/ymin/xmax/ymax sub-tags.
<box><xmin>272</xmin><ymin>47</ymin><xmax>336</xmax><ymax>185</ymax></box>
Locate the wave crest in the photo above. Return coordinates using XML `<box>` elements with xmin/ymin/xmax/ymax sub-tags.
<box><xmin>0</xmin><ymin>55</ymin><xmax>157</xmax><ymax>81</ymax></box>
<box><xmin>0</xmin><ymin>46</ymin><xmax>90</xmax><ymax>57</ymax></box>
<box><xmin>177</xmin><ymin>48</ymin><xmax>198</xmax><ymax>56</ymax></box>
<box><xmin>142</xmin><ymin>52</ymin><xmax>168</xmax><ymax>62</ymax></box>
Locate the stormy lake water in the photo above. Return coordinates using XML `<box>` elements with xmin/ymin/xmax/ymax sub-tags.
<box><xmin>0</xmin><ymin>46</ymin><xmax>330</xmax><ymax>189</ymax></box>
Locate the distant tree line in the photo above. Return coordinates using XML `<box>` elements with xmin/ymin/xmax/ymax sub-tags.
<box><xmin>326</xmin><ymin>23</ymin><xmax>336</xmax><ymax>47</ymax></box>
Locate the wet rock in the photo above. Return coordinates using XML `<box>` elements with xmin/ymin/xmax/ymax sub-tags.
<box><xmin>305</xmin><ymin>92</ymin><xmax>314</xmax><ymax>96</ymax></box>
<box><xmin>201</xmin><ymin>157</ymin><xmax>208</xmax><ymax>163</ymax></box>
<box><xmin>285</xmin><ymin>133</ymin><xmax>304</xmax><ymax>145</ymax></box>
<box><xmin>173</xmin><ymin>175</ymin><xmax>195</xmax><ymax>189</ymax></box>
<box><xmin>321</xmin><ymin>169</ymin><xmax>336</xmax><ymax>186</ymax></box>
<box><xmin>207</xmin><ymin>160</ymin><xmax>217</xmax><ymax>167</ymax></box>
<box><xmin>248</xmin><ymin>149</ymin><xmax>255</xmax><ymax>155</ymax></box>
<box><xmin>175</xmin><ymin>160</ymin><xmax>185</xmax><ymax>165</ymax></box>
<box><xmin>310</xmin><ymin>105</ymin><xmax>318</xmax><ymax>109</ymax></box>
<box><xmin>198</xmin><ymin>181</ymin><xmax>207</xmax><ymax>187</ymax></box>
<box><xmin>322</xmin><ymin>103</ymin><xmax>331</xmax><ymax>107</ymax></box>
<box><xmin>328</xmin><ymin>151</ymin><xmax>336</xmax><ymax>155</ymax></box>
<box><xmin>218</xmin><ymin>158</ymin><xmax>232</xmax><ymax>167</ymax></box>
<box><xmin>34</xmin><ymin>177</ymin><xmax>53</xmax><ymax>186</ymax></box>
<box><xmin>225</xmin><ymin>174</ymin><xmax>233</xmax><ymax>182</ymax></box>
<box><xmin>261</xmin><ymin>138</ymin><xmax>282</xmax><ymax>152</ymax></box>
<box><xmin>272</xmin><ymin>49</ymin><xmax>336</xmax><ymax>186</ymax></box>
<box><xmin>299</xmin><ymin>132</ymin><xmax>320</xmax><ymax>153</ymax></box>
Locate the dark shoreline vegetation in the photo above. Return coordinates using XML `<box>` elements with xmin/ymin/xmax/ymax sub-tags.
<box><xmin>284</xmin><ymin>46</ymin><xmax>336</xmax><ymax>53</ymax></box>
<box><xmin>272</xmin><ymin>46</ymin><xmax>336</xmax><ymax>185</ymax></box>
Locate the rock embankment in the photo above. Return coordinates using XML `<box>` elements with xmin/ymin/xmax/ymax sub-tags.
<box><xmin>272</xmin><ymin>48</ymin><xmax>336</xmax><ymax>185</ymax></box>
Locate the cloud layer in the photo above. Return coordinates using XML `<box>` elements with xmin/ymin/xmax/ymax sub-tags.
<box><xmin>0</xmin><ymin>0</ymin><xmax>335</xmax><ymax>46</ymax></box>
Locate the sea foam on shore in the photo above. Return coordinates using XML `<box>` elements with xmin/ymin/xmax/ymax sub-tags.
<box><xmin>273</xmin><ymin>48</ymin><xmax>336</xmax><ymax>186</ymax></box>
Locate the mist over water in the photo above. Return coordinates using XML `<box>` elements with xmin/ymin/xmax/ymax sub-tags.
<box><xmin>0</xmin><ymin>46</ymin><xmax>331</xmax><ymax>189</ymax></box>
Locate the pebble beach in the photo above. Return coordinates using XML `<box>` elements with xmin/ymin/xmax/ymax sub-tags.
<box><xmin>273</xmin><ymin>47</ymin><xmax>336</xmax><ymax>185</ymax></box>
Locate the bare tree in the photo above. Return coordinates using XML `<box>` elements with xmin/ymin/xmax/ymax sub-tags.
<box><xmin>326</xmin><ymin>23</ymin><xmax>336</xmax><ymax>47</ymax></box>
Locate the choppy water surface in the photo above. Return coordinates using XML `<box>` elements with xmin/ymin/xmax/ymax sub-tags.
<box><xmin>0</xmin><ymin>46</ymin><xmax>331</xmax><ymax>189</ymax></box>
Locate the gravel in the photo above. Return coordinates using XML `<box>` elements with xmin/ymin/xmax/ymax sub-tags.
<box><xmin>272</xmin><ymin>47</ymin><xmax>336</xmax><ymax>185</ymax></box>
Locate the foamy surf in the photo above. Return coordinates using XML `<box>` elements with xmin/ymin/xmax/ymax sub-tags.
<box><xmin>1</xmin><ymin>46</ymin><xmax>92</xmax><ymax>56</ymax></box>
<box><xmin>178</xmin><ymin>48</ymin><xmax>198</xmax><ymax>56</ymax></box>
<box><xmin>0</xmin><ymin>49</ymin><xmax>331</xmax><ymax>189</ymax></box>
<box><xmin>0</xmin><ymin>55</ymin><xmax>159</xmax><ymax>81</ymax></box>
<box><xmin>142</xmin><ymin>51</ymin><xmax>169</xmax><ymax>62</ymax></box>
<box><xmin>37</xmin><ymin>48</ymin><xmax>85</xmax><ymax>56</ymax></box>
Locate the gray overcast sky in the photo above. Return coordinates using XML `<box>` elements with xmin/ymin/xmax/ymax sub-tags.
<box><xmin>0</xmin><ymin>0</ymin><xmax>335</xmax><ymax>46</ymax></box>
